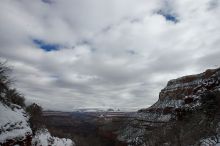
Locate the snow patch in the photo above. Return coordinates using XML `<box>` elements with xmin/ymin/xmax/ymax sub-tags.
<box><xmin>32</xmin><ymin>129</ymin><xmax>75</xmax><ymax>146</ymax></box>
<box><xmin>0</xmin><ymin>102</ymin><xmax>32</xmax><ymax>143</ymax></box>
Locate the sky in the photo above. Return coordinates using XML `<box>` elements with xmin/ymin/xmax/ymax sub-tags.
<box><xmin>0</xmin><ymin>0</ymin><xmax>220</xmax><ymax>111</ymax></box>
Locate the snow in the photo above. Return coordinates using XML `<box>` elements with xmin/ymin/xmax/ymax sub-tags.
<box><xmin>32</xmin><ymin>129</ymin><xmax>75</xmax><ymax>146</ymax></box>
<box><xmin>118</xmin><ymin>125</ymin><xmax>145</xmax><ymax>145</ymax></box>
<box><xmin>0</xmin><ymin>102</ymin><xmax>75</xmax><ymax>145</ymax></box>
<box><xmin>151</xmin><ymin>99</ymin><xmax>184</xmax><ymax>109</ymax></box>
<box><xmin>0</xmin><ymin>102</ymin><xmax>32</xmax><ymax>143</ymax></box>
<box><xmin>200</xmin><ymin>137</ymin><xmax>220</xmax><ymax>146</ymax></box>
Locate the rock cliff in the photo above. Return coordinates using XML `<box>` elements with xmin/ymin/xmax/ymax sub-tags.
<box><xmin>118</xmin><ymin>68</ymin><xmax>220</xmax><ymax>145</ymax></box>
<box><xmin>139</xmin><ymin>68</ymin><xmax>220</xmax><ymax>122</ymax></box>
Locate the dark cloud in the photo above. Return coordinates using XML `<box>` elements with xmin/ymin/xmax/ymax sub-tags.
<box><xmin>208</xmin><ymin>0</ymin><xmax>219</xmax><ymax>10</ymax></box>
<box><xmin>42</xmin><ymin>0</ymin><xmax>54</xmax><ymax>4</ymax></box>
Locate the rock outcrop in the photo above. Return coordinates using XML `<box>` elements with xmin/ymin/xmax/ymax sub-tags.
<box><xmin>139</xmin><ymin>68</ymin><xmax>220</xmax><ymax>122</ymax></box>
<box><xmin>0</xmin><ymin>102</ymin><xmax>32</xmax><ymax>146</ymax></box>
<box><xmin>118</xmin><ymin>68</ymin><xmax>220</xmax><ymax>145</ymax></box>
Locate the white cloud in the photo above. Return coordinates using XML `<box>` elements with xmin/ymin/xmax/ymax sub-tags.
<box><xmin>0</xmin><ymin>0</ymin><xmax>220</xmax><ymax>111</ymax></box>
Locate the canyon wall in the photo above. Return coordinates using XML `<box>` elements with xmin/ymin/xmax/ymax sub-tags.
<box><xmin>118</xmin><ymin>68</ymin><xmax>220</xmax><ymax>145</ymax></box>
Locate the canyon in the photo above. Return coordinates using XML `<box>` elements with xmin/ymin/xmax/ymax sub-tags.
<box><xmin>1</xmin><ymin>67</ymin><xmax>220</xmax><ymax>146</ymax></box>
<box><xmin>43</xmin><ymin>68</ymin><xmax>220</xmax><ymax>146</ymax></box>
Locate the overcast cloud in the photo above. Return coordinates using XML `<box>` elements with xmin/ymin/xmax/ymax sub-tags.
<box><xmin>0</xmin><ymin>0</ymin><xmax>220</xmax><ymax>111</ymax></box>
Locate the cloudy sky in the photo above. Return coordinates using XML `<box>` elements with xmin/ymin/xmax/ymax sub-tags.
<box><xmin>0</xmin><ymin>0</ymin><xmax>220</xmax><ymax>111</ymax></box>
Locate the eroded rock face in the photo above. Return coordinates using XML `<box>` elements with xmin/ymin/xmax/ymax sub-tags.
<box><xmin>140</xmin><ymin>68</ymin><xmax>220</xmax><ymax>118</ymax></box>
<box><xmin>118</xmin><ymin>68</ymin><xmax>220</xmax><ymax>146</ymax></box>
<box><xmin>160</xmin><ymin>68</ymin><xmax>220</xmax><ymax>100</ymax></box>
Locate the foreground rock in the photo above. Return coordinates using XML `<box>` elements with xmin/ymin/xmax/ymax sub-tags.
<box><xmin>32</xmin><ymin>129</ymin><xmax>75</xmax><ymax>146</ymax></box>
<box><xmin>0</xmin><ymin>102</ymin><xmax>32</xmax><ymax>146</ymax></box>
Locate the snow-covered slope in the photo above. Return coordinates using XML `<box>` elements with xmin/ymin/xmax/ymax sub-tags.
<box><xmin>0</xmin><ymin>101</ymin><xmax>75</xmax><ymax>146</ymax></box>
<box><xmin>32</xmin><ymin>129</ymin><xmax>75</xmax><ymax>146</ymax></box>
<box><xmin>0</xmin><ymin>102</ymin><xmax>32</xmax><ymax>145</ymax></box>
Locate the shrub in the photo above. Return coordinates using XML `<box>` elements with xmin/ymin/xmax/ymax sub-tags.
<box><xmin>0</xmin><ymin>61</ymin><xmax>11</xmax><ymax>92</ymax></box>
<box><xmin>26</xmin><ymin>103</ymin><xmax>44</xmax><ymax>133</ymax></box>
<box><xmin>5</xmin><ymin>88</ymin><xmax>25</xmax><ymax>107</ymax></box>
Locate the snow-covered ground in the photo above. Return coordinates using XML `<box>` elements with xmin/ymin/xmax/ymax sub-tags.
<box><xmin>32</xmin><ymin>129</ymin><xmax>75</xmax><ymax>146</ymax></box>
<box><xmin>0</xmin><ymin>102</ymin><xmax>32</xmax><ymax>144</ymax></box>
<box><xmin>0</xmin><ymin>101</ymin><xmax>75</xmax><ymax>146</ymax></box>
<box><xmin>199</xmin><ymin>137</ymin><xmax>220</xmax><ymax>146</ymax></box>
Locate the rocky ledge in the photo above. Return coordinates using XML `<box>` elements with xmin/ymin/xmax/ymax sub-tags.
<box><xmin>139</xmin><ymin>68</ymin><xmax>220</xmax><ymax>122</ymax></box>
<box><xmin>118</xmin><ymin>68</ymin><xmax>220</xmax><ymax>145</ymax></box>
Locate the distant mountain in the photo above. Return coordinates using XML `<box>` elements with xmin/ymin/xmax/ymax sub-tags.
<box><xmin>72</xmin><ymin>108</ymin><xmax>106</xmax><ymax>112</ymax></box>
<box><xmin>72</xmin><ymin>107</ymin><xmax>140</xmax><ymax>113</ymax></box>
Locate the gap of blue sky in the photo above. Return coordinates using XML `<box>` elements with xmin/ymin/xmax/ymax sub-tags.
<box><xmin>33</xmin><ymin>39</ymin><xmax>60</xmax><ymax>52</ymax></box>
<box><xmin>157</xmin><ymin>10</ymin><xmax>179</xmax><ymax>23</ymax></box>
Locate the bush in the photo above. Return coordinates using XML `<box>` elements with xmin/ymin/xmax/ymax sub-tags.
<box><xmin>26</xmin><ymin>103</ymin><xmax>44</xmax><ymax>133</ymax></box>
<box><xmin>5</xmin><ymin>88</ymin><xmax>25</xmax><ymax>107</ymax></box>
<box><xmin>0</xmin><ymin>61</ymin><xmax>11</xmax><ymax>92</ymax></box>
<box><xmin>0</xmin><ymin>62</ymin><xmax>25</xmax><ymax>107</ymax></box>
